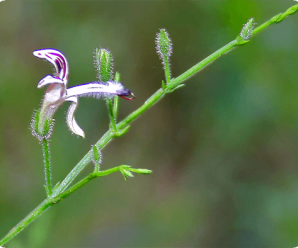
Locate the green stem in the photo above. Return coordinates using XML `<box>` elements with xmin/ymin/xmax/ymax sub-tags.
<box><xmin>163</xmin><ymin>56</ymin><xmax>171</xmax><ymax>84</ymax></box>
<box><xmin>0</xmin><ymin>166</ymin><xmax>123</xmax><ymax>246</ymax></box>
<box><xmin>42</xmin><ymin>138</ymin><xmax>52</xmax><ymax>197</ymax></box>
<box><xmin>168</xmin><ymin>40</ymin><xmax>237</xmax><ymax>90</ymax></box>
<box><xmin>113</xmin><ymin>72</ymin><xmax>121</xmax><ymax>120</ymax></box>
<box><xmin>106</xmin><ymin>97</ymin><xmax>118</xmax><ymax>135</ymax></box>
<box><xmin>113</xmin><ymin>95</ymin><xmax>119</xmax><ymax>120</ymax></box>
<box><xmin>2</xmin><ymin>3</ymin><xmax>298</xmax><ymax>246</ymax></box>
<box><xmin>52</xmin><ymin>166</ymin><xmax>123</xmax><ymax>202</ymax></box>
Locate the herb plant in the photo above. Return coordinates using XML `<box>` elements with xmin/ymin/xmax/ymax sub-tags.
<box><xmin>1</xmin><ymin>2</ymin><xmax>298</xmax><ymax>246</ymax></box>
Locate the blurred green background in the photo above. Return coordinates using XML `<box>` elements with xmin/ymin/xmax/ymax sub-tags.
<box><xmin>1</xmin><ymin>0</ymin><xmax>298</xmax><ymax>247</ymax></box>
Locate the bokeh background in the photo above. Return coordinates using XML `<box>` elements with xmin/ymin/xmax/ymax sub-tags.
<box><xmin>1</xmin><ymin>0</ymin><xmax>298</xmax><ymax>247</ymax></box>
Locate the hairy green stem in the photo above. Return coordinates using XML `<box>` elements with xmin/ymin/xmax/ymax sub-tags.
<box><xmin>42</xmin><ymin>139</ymin><xmax>52</xmax><ymax>197</ymax></box>
<box><xmin>1</xmin><ymin>3</ymin><xmax>298</xmax><ymax>246</ymax></box>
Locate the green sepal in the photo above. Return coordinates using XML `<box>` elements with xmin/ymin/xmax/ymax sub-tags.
<box><xmin>44</xmin><ymin>118</ymin><xmax>53</xmax><ymax>136</ymax></box>
<box><xmin>30</xmin><ymin>109</ymin><xmax>54</xmax><ymax>142</ymax></box>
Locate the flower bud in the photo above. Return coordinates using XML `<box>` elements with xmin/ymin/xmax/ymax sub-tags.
<box><xmin>240</xmin><ymin>18</ymin><xmax>255</xmax><ymax>41</ymax></box>
<box><xmin>156</xmin><ymin>28</ymin><xmax>173</xmax><ymax>62</ymax></box>
<box><xmin>91</xmin><ymin>145</ymin><xmax>102</xmax><ymax>172</ymax></box>
<box><xmin>94</xmin><ymin>48</ymin><xmax>114</xmax><ymax>83</ymax></box>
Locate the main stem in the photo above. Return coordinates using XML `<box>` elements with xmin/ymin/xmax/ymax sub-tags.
<box><xmin>1</xmin><ymin>3</ymin><xmax>298</xmax><ymax>246</ymax></box>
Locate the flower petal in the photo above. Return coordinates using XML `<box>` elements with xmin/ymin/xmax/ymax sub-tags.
<box><xmin>33</xmin><ymin>49</ymin><xmax>69</xmax><ymax>85</ymax></box>
<box><xmin>65</xmin><ymin>81</ymin><xmax>125</xmax><ymax>99</ymax></box>
<box><xmin>37</xmin><ymin>75</ymin><xmax>64</xmax><ymax>88</ymax></box>
<box><xmin>65</xmin><ymin>96</ymin><xmax>85</xmax><ymax>138</ymax></box>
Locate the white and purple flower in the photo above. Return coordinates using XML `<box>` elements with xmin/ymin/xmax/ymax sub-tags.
<box><xmin>33</xmin><ymin>49</ymin><xmax>134</xmax><ymax>138</ymax></box>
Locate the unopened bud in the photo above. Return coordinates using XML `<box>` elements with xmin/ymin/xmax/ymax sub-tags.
<box><xmin>94</xmin><ymin>48</ymin><xmax>114</xmax><ymax>83</ymax></box>
<box><xmin>240</xmin><ymin>18</ymin><xmax>255</xmax><ymax>41</ymax></box>
<box><xmin>91</xmin><ymin>145</ymin><xmax>102</xmax><ymax>172</ymax></box>
<box><xmin>155</xmin><ymin>29</ymin><xmax>173</xmax><ymax>65</ymax></box>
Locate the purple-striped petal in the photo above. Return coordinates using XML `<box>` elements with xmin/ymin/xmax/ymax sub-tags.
<box><xmin>33</xmin><ymin>49</ymin><xmax>69</xmax><ymax>85</ymax></box>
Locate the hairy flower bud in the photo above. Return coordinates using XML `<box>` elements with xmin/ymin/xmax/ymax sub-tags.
<box><xmin>92</xmin><ymin>145</ymin><xmax>102</xmax><ymax>164</ymax></box>
<box><xmin>94</xmin><ymin>48</ymin><xmax>114</xmax><ymax>83</ymax></box>
<box><xmin>240</xmin><ymin>18</ymin><xmax>255</xmax><ymax>41</ymax></box>
<box><xmin>156</xmin><ymin>28</ymin><xmax>173</xmax><ymax>62</ymax></box>
<box><xmin>156</xmin><ymin>28</ymin><xmax>173</xmax><ymax>83</ymax></box>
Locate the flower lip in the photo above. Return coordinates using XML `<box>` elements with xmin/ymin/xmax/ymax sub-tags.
<box><xmin>37</xmin><ymin>75</ymin><xmax>64</xmax><ymax>88</ymax></box>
